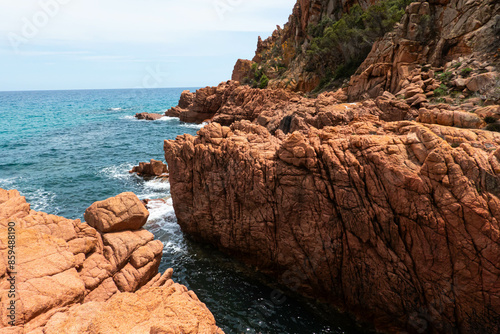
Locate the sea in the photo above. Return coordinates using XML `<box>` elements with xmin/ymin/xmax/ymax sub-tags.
<box><xmin>0</xmin><ymin>88</ymin><xmax>366</xmax><ymax>334</ymax></box>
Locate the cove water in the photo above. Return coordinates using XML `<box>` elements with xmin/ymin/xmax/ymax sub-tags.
<box><xmin>0</xmin><ymin>88</ymin><xmax>366</xmax><ymax>334</ymax></box>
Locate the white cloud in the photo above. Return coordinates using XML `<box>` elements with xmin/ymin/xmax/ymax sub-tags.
<box><xmin>0</xmin><ymin>0</ymin><xmax>296</xmax><ymax>45</ymax></box>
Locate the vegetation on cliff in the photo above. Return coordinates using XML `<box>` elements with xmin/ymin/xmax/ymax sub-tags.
<box><xmin>307</xmin><ymin>0</ymin><xmax>413</xmax><ymax>92</ymax></box>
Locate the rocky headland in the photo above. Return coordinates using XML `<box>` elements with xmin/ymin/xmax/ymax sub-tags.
<box><xmin>0</xmin><ymin>189</ymin><xmax>223</xmax><ymax>333</ymax></box>
<box><xmin>161</xmin><ymin>0</ymin><xmax>500</xmax><ymax>333</ymax></box>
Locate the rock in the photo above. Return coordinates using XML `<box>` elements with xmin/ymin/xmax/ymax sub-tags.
<box><xmin>466</xmin><ymin>72</ymin><xmax>498</xmax><ymax>93</ymax></box>
<box><xmin>164</xmin><ymin>119</ymin><xmax>500</xmax><ymax>334</ymax></box>
<box><xmin>135</xmin><ymin>112</ymin><xmax>164</xmax><ymax>121</ymax></box>
<box><xmin>129</xmin><ymin>159</ymin><xmax>168</xmax><ymax>177</ymax></box>
<box><xmin>231</xmin><ymin>59</ymin><xmax>255</xmax><ymax>83</ymax></box>
<box><xmin>0</xmin><ymin>189</ymin><xmax>223</xmax><ymax>333</ymax></box>
<box><xmin>406</xmin><ymin>93</ymin><xmax>428</xmax><ymax>107</ymax></box>
<box><xmin>43</xmin><ymin>283</ymin><xmax>223</xmax><ymax>334</ymax></box>
<box><xmin>418</xmin><ymin>108</ymin><xmax>484</xmax><ymax>129</ymax></box>
<box><xmin>164</xmin><ymin>80</ymin><xmax>298</xmax><ymax>125</ymax></box>
<box><xmin>476</xmin><ymin>105</ymin><xmax>500</xmax><ymax>121</ymax></box>
<box><xmin>84</xmin><ymin>192</ymin><xmax>149</xmax><ymax>233</ymax></box>
<box><xmin>375</xmin><ymin>92</ymin><xmax>412</xmax><ymax>121</ymax></box>
<box><xmin>348</xmin><ymin>0</ymin><xmax>500</xmax><ymax>100</ymax></box>
<box><xmin>452</xmin><ymin>77</ymin><xmax>467</xmax><ymax>89</ymax></box>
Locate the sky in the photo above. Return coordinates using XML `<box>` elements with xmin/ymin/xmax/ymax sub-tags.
<box><xmin>0</xmin><ymin>0</ymin><xmax>296</xmax><ymax>91</ymax></box>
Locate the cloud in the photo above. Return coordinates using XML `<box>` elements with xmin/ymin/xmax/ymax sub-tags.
<box><xmin>0</xmin><ymin>0</ymin><xmax>296</xmax><ymax>45</ymax></box>
<box><xmin>0</xmin><ymin>0</ymin><xmax>296</xmax><ymax>90</ymax></box>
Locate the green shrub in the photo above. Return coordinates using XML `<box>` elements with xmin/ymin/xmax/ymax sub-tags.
<box><xmin>434</xmin><ymin>84</ymin><xmax>448</xmax><ymax>97</ymax></box>
<box><xmin>460</xmin><ymin>67</ymin><xmax>473</xmax><ymax>77</ymax></box>
<box><xmin>258</xmin><ymin>74</ymin><xmax>269</xmax><ymax>89</ymax></box>
<box><xmin>484</xmin><ymin>116</ymin><xmax>498</xmax><ymax>124</ymax></box>
<box><xmin>438</xmin><ymin>71</ymin><xmax>453</xmax><ymax>83</ymax></box>
<box><xmin>307</xmin><ymin>0</ymin><xmax>412</xmax><ymax>78</ymax></box>
<box><xmin>486</xmin><ymin>123</ymin><xmax>500</xmax><ymax>132</ymax></box>
<box><xmin>452</xmin><ymin>62</ymin><xmax>462</xmax><ymax>69</ymax></box>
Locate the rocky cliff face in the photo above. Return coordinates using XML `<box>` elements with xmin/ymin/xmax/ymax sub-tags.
<box><xmin>159</xmin><ymin>0</ymin><xmax>500</xmax><ymax>333</ymax></box>
<box><xmin>232</xmin><ymin>0</ymin><xmax>384</xmax><ymax>92</ymax></box>
<box><xmin>0</xmin><ymin>189</ymin><xmax>223</xmax><ymax>333</ymax></box>
<box><xmin>165</xmin><ymin>119</ymin><xmax>500</xmax><ymax>333</ymax></box>
<box><xmin>348</xmin><ymin>0</ymin><xmax>500</xmax><ymax>99</ymax></box>
<box><xmin>233</xmin><ymin>0</ymin><xmax>499</xmax><ymax>94</ymax></box>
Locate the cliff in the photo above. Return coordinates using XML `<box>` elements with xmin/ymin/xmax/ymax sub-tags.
<box><xmin>232</xmin><ymin>0</ymin><xmax>499</xmax><ymax>94</ymax></box>
<box><xmin>348</xmin><ymin>0</ymin><xmax>500</xmax><ymax>99</ymax></box>
<box><xmin>0</xmin><ymin>189</ymin><xmax>223</xmax><ymax>333</ymax></box>
<box><xmin>165</xmin><ymin>119</ymin><xmax>500</xmax><ymax>333</ymax></box>
<box><xmin>156</xmin><ymin>0</ymin><xmax>500</xmax><ymax>333</ymax></box>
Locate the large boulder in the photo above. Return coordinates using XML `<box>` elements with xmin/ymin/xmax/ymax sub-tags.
<box><xmin>84</xmin><ymin>192</ymin><xmax>149</xmax><ymax>233</ymax></box>
<box><xmin>231</xmin><ymin>59</ymin><xmax>254</xmax><ymax>83</ymax></box>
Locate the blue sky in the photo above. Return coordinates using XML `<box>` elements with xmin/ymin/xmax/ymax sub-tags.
<box><xmin>0</xmin><ymin>0</ymin><xmax>296</xmax><ymax>91</ymax></box>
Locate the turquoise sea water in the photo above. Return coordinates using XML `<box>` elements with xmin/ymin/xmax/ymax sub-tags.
<box><xmin>0</xmin><ymin>89</ymin><xmax>366</xmax><ymax>334</ymax></box>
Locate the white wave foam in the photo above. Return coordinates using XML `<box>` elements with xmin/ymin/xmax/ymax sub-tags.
<box><xmin>144</xmin><ymin>179</ymin><xmax>170</xmax><ymax>192</ymax></box>
<box><xmin>145</xmin><ymin>198</ymin><xmax>186</xmax><ymax>254</ymax></box>
<box><xmin>121</xmin><ymin>115</ymin><xmax>136</xmax><ymax>120</ymax></box>
<box><xmin>158</xmin><ymin>116</ymin><xmax>178</xmax><ymax>122</ymax></box>
<box><xmin>27</xmin><ymin>188</ymin><xmax>59</xmax><ymax>214</ymax></box>
<box><xmin>0</xmin><ymin>177</ymin><xmax>18</xmax><ymax>189</ymax></box>
<box><xmin>108</xmin><ymin>107</ymin><xmax>123</xmax><ymax>111</ymax></box>
<box><xmin>100</xmin><ymin>163</ymin><xmax>134</xmax><ymax>180</ymax></box>
<box><xmin>147</xmin><ymin>198</ymin><xmax>175</xmax><ymax>223</ymax></box>
<box><xmin>180</xmin><ymin>121</ymin><xmax>208</xmax><ymax>130</ymax></box>
<box><xmin>164</xmin><ymin>240</ymin><xmax>185</xmax><ymax>254</ymax></box>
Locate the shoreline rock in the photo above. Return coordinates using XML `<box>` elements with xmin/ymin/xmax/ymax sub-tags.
<box><xmin>0</xmin><ymin>189</ymin><xmax>223</xmax><ymax>333</ymax></box>
<box><xmin>134</xmin><ymin>112</ymin><xmax>164</xmax><ymax>121</ymax></box>
<box><xmin>129</xmin><ymin>159</ymin><xmax>169</xmax><ymax>178</ymax></box>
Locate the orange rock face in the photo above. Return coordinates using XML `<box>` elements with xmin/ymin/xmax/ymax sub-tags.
<box><xmin>0</xmin><ymin>189</ymin><xmax>223</xmax><ymax>333</ymax></box>
<box><xmin>165</xmin><ymin>120</ymin><xmax>500</xmax><ymax>333</ymax></box>
<box><xmin>231</xmin><ymin>59</ymin><xmax>255</xmax><ymax>83</ymax></box>
<box><xmin>164</xmin><ymin>80</ymin><xmax>299</xmax><ymax>125</ymax></box>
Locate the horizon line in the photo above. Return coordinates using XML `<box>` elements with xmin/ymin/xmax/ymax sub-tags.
<box><xmin>0</xmin><ymin>86</ymin><xmax>208</xmax><ymax>93</ymax></box>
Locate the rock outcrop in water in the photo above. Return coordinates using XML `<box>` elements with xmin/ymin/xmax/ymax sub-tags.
<box><xmin>0</xmin><ymin>189</ymin><xmax>223</xmax><ymax>333</ymax></box>
<box><xmin>164</xmin><ymin>81</ymin><xmax>298</xmax><ymax>125</ymax></box>
<box><xmin>130</xmin><ymin>159</ymin><xmax>169</xmax><ymax>178</ymax></box>
<box><xmin>135</xmin><ymin>112</ymin><xmax>164</xmax><ymax>121</ymax></box>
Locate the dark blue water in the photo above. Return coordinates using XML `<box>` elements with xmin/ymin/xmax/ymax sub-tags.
<box><xmin>0</xmin><ymin>89</ymin><xmax>366</xmax><ymax>334</ymax></box>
